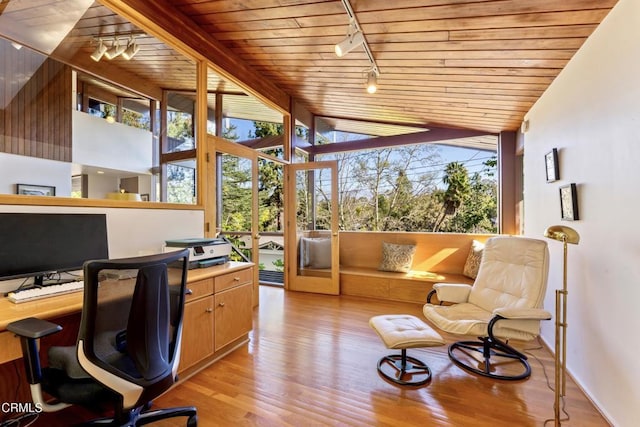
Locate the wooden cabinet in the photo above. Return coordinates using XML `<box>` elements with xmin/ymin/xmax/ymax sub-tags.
<box><xmin>215</xmin><ymin>282</ymin><xmax>253</xmax><ymax>351</ymax></box>
<box><xmin>180</xmin><ymin>295</ymin><xmax>214</xmax><ymax>371</ymax></box>
<box><xmin>179</xmin><ymin>263</ymin><xmax>253</xmax><ymax>375</ymax></box>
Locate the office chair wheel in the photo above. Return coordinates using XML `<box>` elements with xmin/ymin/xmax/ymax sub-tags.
<box><xmin>187</xmin><ymin>415</ymin><xmax>198</xmax><ymax>426</ymax></box>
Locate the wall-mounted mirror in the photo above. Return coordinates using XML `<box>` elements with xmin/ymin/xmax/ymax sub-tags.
<box><xmin>0</xmin><ymin>1</ymin><xmax>292</xmax><ymax>205</ymax></box>
<box><xmin>0</xmin><ymin>1</ymin><xmax>203</xmax><ymax>203</ymax></box>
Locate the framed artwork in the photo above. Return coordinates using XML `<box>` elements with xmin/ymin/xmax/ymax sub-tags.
<box><xmin>545</xmin><ymin>148</ymin><xmax>559</xmax><ymax>182</ymax></box>
<box><xmin>16</xmin><ymin>183</ymin><xmax>56</xmax><ymax>197</ymax></box>
<box><xmin>141</xmin><ymin>193</ymin><xmax>150</xmax><ymax>201</ymax></box>
<box><xmin>560</xmin><ymin>183</ymin><xmax>579</xmax><ymax>221</ymax></box>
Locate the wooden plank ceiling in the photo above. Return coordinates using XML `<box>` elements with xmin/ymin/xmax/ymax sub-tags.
<box><xmin>170</xmin><ymin>0</ymin><xmax>617</xmax><ymax>134</ymax></box>
<box><xmin>6</xmin><ymin>0</ymin><xmax>617</xmax><ymax>141</ymax></box>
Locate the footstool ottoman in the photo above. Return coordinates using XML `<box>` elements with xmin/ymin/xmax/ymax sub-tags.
<box><xmin>369</xmin><ymin>314</ymin><xmax>444</xmax><ymax>385</ymax></box>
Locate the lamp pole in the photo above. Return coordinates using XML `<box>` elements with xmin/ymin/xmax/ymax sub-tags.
<box><xmin>554</xmin><ymin>234</ymin><xmax>568</xmax><ymax>426</ymax></box>
<box><xmin>544</xmin><ymin>225</ymin><xmax>579</xmax><ymax>427</ymax></box>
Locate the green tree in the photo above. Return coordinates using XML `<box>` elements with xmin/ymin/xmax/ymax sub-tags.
<box><xmin>220</xmin><ymin>154</ymin><xmax>252</xmax><ymax>231</ymax></box>
<box><xmin>250</xmin><ymin>121</ymin><xmax>285</xmax><ymax>231</ymax></box>
<box><xmin>433</xmin><ymin>162</ymin><xmax>471</xmax><ymax>232</ymax></box>
<box><xmin>321</xmin><ymin>144</ymin><xmax>440</xmax><ymax>231</ymax></box>
<box><xmin>444</xmin><ymin>157</ymin><xmax>497</xmax><ymax>233</ymax></box>
<box><xmin>222</xmin><ymin>122</ymin><xmax>239</xmax><ymax>141</ymax></box>
<box><xmin>166</xmin><ymin>164</ymin><xmax>195</xmax><ymax>204</ymax></box>
<box><xmin>167</xmin><ymin>111</ymin><xmax>194</xmax><ymax>150</ymax></box>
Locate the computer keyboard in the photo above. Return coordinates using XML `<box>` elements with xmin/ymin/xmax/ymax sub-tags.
<box><xmin>7</xmin><ymin>281</ymin><xmax>84</xmax><ymax>304</ymax></box>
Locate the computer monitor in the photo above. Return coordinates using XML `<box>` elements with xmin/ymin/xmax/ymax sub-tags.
<box><xmin>0</xmin><ymin>213</ymin><xmax>109</xmax><ymax>286</ymax></box>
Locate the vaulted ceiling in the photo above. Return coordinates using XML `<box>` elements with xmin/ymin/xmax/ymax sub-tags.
<box><xmin>3</xmin><ymin>0</ymin><xmax>618</xmax><ymax>138</ymax></box>
<box><xmin>169</xmin><ymin>0</ymin><xmax>618</xmax><ymax>134</ymax></box>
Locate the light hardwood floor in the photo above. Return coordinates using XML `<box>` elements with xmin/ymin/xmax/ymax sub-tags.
<box><xmin>37</xmin><ymin>285</ymin><xmax>608</xmax><ymax>426</ymax></box>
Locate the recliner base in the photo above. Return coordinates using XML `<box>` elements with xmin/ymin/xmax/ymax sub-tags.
<box><xmin>448</xmin><ymin>337</ymin><xmax>531</xmax><ymax>381</ymax></box>
<box><xmin>376</xmin><ymin>349</ymin><xmax>433</xmax><ymax>386</ymax></box>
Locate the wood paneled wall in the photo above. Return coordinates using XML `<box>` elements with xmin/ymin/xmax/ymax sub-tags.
<box><xmin>1</xmin><ymin>53</ymin><xmax>72</xmax><ymax>162</ymax></box>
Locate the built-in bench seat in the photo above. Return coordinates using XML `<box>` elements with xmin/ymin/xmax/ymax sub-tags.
<box><xmin>339</xmin><ymin>231</ymin><xmax>494</xmax><ymax>304</ymax></box>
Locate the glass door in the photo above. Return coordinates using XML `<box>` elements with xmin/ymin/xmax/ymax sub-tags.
<box><xmin>215</xmin><ymin>138</ymin><xmax>259</xmax><ymax>305</ymax></box>
<box><xmin>285</xmin><ymin>161</ymin><xmax>339</xmax><ymax>295</ymax></box>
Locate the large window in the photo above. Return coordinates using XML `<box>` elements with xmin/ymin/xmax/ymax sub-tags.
<box><xmin>317</xmin><ymin>143</ymin><xmax>497</xmax><ymax>233</ymax></box>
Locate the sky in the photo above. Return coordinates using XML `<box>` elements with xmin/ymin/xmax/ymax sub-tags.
<box><xmin>225</xmin><ymin>117</ymin><xmax>496</xmax><ymax>183</ymax></box>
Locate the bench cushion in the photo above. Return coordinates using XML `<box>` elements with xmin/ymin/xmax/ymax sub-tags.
<box><xmin>369</xmin><ymin>314</ymin><xmax>444</xmax><ymax>349</ymax></box>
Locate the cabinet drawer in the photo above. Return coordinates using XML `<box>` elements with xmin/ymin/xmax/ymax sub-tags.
<box><xmin>214</xmin><ymin>267</ymin><xmax>252</xmax><ymax>293</ymax></box>
<box><xmin>185</xmin><ymin>278</ymin><xmax>213</xmax><ymax>302</ymax></box>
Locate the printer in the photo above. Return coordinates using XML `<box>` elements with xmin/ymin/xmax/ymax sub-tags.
<box><xmin>164</xmin><ymin>238</ymin><xmax>232</xmax><ymax>269</ymax></box>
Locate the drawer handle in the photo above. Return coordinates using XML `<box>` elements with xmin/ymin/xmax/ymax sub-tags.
<box><xmin>185</xmin><ymin>288</ymin><xmax>193</xmax><ymax>295</ymax></box>
<box><xmin>205</xmin><ymin>308</ymin><xmax>213</xmax><ymax>313</ymax></box>
<box><xmin>233</xmin><ymin>277</ymin><xmax>240</xmax><ymax>281</ymax></box>
<box><xmin>218</xmin><ymin>302</ymin><xmax>225</xmax><ymax>307</ymax></box>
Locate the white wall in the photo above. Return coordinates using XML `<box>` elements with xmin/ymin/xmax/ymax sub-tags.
<box><xmin>0</xmin><ymin>152</ymin><xmax>72</xmax><ymax>196</ymax></box>
<box><xmin>523</xmin><ymin>1</ymin><xmax>639</xmax><ymax>425</ymax></box>
<box><xmin>0</xmin><ymin>112</ymin><xmax>153</xmax><ymax>197</ymax></box>
<box><xmin>0</xmin><ymin>204</ymin><xmax>204</xmax><ymax>294</ymax></box>
<box><xmin>87</xmin><ymin>173</ymin><xmax>119</xmax><ymax>199</ymax></box>
<box><xmin>72</xmin><ymin>111</ymin><xmax>152</xmax><ymax>174</ymax></box>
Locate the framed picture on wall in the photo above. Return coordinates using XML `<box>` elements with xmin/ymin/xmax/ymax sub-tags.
<box><xmin>560</xmin><ymin>183</ymin><xmax>579</xmax><ymax>221</ymax></box>
<box><xmin>545</xmin><ymin>148</ymin><xmax>559</xmax><ymax>182</ymax></box>
<box><xmin>16</xmin><ymin>183</ymin><xmax>56</xmax><ymax>196</ymax></box>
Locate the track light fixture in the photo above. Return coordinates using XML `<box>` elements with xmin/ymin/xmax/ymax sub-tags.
<box><xmin>335</xmin><ymin>21</ymin><xmax>364</xmax><ymax>57</ymax></box>
<box><xmin>366</xmin><ymin>69</ymin><xmax>378</xmax><ymax>94</ymax></box>
<box><xmin>91</xmin><ymin>34</ymin><xmax>142</xmax><ymax>62</ymax></box>
<box><xmin>104</xmin><ymin>38</ymin><xmax>126</xmax><ymax>60</ymax></box>
<box><xmin>336</xmin><ymin>0</ymin><xmax>382</xmax><ymax>93</ymax></box>
<box><xmin>122</xmin><ymin>36</ymin><xmax>140</xmax><ymax>60</ymax></box>
<box><xmin>90</xmin><ymin>39</ymin><xmax>107</xmax><ymax>61</ymax></box>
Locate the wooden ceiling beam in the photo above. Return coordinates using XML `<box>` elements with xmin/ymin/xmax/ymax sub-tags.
<box><xmin>306</xmin><ymin>128</ymin><xmax>494</xmax><ymax>156</ymax></box>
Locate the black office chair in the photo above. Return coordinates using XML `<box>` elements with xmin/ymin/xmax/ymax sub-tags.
<box><xmin>8</xmin><ymin>250</ymin><xmax>197</xmax><ymax>426</ymax></box>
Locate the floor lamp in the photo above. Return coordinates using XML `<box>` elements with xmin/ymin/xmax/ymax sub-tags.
<box><xmin>544</xmin><ymin>225</ymin><xmax>580</xmax><ymax>426</ymax></box>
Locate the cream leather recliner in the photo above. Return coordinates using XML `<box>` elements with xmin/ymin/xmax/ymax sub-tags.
<box><xmin>423</xmin><ymin>236</ymin><xmax>552</xmax><ymax>380</ymax></box>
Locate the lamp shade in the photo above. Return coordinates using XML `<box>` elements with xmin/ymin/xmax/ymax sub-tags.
<box><xmin>335</xmin><ymin>30</ymin><xmax>364</xmax><ymax>57</ymax></box>
<box><xmin>122</xmin><ymin>41</ymin><xmax>140</xmax><ymax>60</ymax></box>
<box><xmin>544</xmin><ymin>225</ymin><xmax>580</xmax><ymax>245</ymax></box>
<box><xmin>104</xmin><ymin>40</ymin><xmax>126</xmax><ymax>59</ymax></box>
<box><xmin>366</xmin><ymin>70</ymin><xmax>377</xmax><ymax>94</ymax></box>
<box><xmin>90</xmin><ymin>40</ymin><xmax>107</xmax><ymax>62</ymax></box>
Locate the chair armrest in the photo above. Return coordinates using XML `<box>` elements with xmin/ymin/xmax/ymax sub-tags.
<box><xmin>429</xmin><ymin>283</ymin><xmax>472</xmax><ymax>304</ymax></box>
<box><xmin>493</xmin><ymin>307</ymin><xmax>552</xmax><ymax>321</ymax></box>
<box><xmin>7</xmin><ymin>317</ymin><xmax>62</xmax><ymax>385</ymax></box>
<box><xmin>7</xmin><ymin>317</ymin><xmax>62</xmax><ymax>339</ymax></box>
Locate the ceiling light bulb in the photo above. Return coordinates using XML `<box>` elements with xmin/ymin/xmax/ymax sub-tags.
<box><xmin>335</xmin><ymin>30</ymin><xmax>365</xmax><ymax>57</ymax></box>
<box><xmin>104</xmin><ymin>39</ymin><xmax>126</xmax><ymax>60</ymax></box>
<box><xmin>90</xmin><ymin>39</ymin><xmax>107</xmax><ymax>61</ymax></box>
<box><xmin>366</xmin><ymin>70</ymin><xmax>378</xmax><ymax>94</ymax></box>
<box><xmin>122</xmin><ymin>38</ymin><xmax>140</xmax><ymax>60</ymax></box>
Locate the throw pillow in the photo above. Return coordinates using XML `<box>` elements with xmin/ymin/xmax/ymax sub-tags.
<box><xmin>308</xmin><ymin>238</ymin><xmax>332</xmax><ymax>268</ymax></box>
<box><xmin>300</xmin><ymin>237</ymin><xmax>332</xmax><ymax>269</ymax></box>
<box><xmin>378</xmin><ymin>242</ymin><xmax>416</xmax><ymax>273</ymax></box>
<box><xmin>463</xmin><ymin>240</ymin><xmax>485</xmax><ymax>279</ymax></box>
